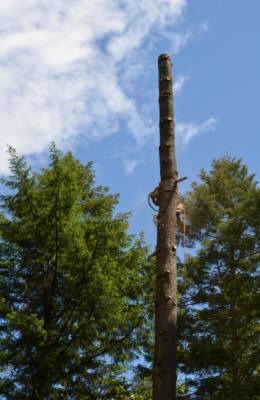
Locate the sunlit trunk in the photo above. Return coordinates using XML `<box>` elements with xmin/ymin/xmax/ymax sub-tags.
<box><xmin>153</xmin><ymin>53</ymin><xmax>178</xmax><ymax>400</ymax></box>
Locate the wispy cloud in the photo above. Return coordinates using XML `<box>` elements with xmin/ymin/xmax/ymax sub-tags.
<box><xmin>0</xmin><ymin>0</ymin><xmax>190</xmax><ymax>173</ymax></box>
<box><xmin>176</xmin><ymin>117</ymin><xmax>218</xmax><ymax>146</ymax></box>
<box><xmin>174</xmin><ymin>73</ymin><xmax>190</xmax><ymax>94</ymax></box>
<box><xmin>123</xmin><ymin>159</ymin><xmax>139</xmax><ymax>175</ymax></box>
<box><xmin>167</xmin><ymin>20</ymin><xmax>209</xmax><ymax>55</ymax></box>
<box><xmin>0</xmin><ymin>2</ymin><xmax>212</xmax><ymax>176</ymax></box>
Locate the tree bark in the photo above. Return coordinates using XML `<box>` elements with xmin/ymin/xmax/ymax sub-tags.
<box><xmin>230</xmin><ymin>256</ymin><xmax>240</xmax><ymax>399</ymax></box>
<box><xmin>153</xmin><ymin>53</ymin><xmax>178</xmax><ymax>400</ymax></box>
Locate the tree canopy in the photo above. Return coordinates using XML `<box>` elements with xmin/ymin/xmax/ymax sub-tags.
<box><xmin>0</xmin><ymin>145</ymin><xmax>153</xmax><ymax>399</ymax></box>
<box><xmin>0</xmin><ymin>147</ymin><xmax>259</xmax><ymax>400</ymax></box>
<box><xmin>178</xmin><ymin>156</ymin><xmax>260</xmax><ymax>400</ymax></box>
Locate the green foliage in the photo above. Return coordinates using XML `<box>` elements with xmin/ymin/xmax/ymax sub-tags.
<box><xmin>179</xmin><ymin>156</ymin><xmax>260</xmax><ymax>399</ymax></box>
<box><xmin>0</xmin><ymin>145</ymin><xmax>154</xmax><ymax>399</ymax></box>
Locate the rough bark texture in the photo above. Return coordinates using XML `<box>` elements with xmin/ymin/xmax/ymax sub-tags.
<box><xmin>153</xmin><ymin>54</ymin><xmax>178</xmax><ymax>400</ymax></box>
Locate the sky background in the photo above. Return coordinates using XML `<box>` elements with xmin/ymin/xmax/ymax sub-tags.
<box><xmin>0</xmin><ymin>0</ymin><xmax>259</xmax><ymax>246</ymax></box>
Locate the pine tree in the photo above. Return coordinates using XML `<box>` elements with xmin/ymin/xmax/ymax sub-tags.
<box><xmin>0</xmin><ymin>145</ymin><xmax>153</xmax><ymax>399</ymax></box>
<box><xmin>180</xmin><ymin>156</ymin><xmax>260</xmax><ymax>400</ymax></box>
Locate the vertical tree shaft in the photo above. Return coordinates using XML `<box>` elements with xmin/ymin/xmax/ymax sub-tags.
<box><xmin>153</xmin><ymin>53</ymin><xmax>178</xmax><ymax>400</ymax></box>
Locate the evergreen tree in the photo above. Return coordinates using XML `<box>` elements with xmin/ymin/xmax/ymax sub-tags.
<box><xmin>0</xmin><ymin>145</ymin><xmax>153</xmax><ymax>399</ymax></box>
<box><xmin>179</xmin><ymin>156</ymin><xmax>260</xmax><ymax>400</ymax></box>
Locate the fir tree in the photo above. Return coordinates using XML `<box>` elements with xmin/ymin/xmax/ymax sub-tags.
<box><xmin>0</xmin><ymin>145</ymin><xmax>153</xmax><ymax>399</ymax></box>
<box><xmin>180</xmin><ymin>156</ymin><xmax>260</xmax><ymax>400</ymax></box>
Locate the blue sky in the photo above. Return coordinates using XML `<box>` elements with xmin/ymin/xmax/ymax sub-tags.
<box><xmin>0</xmin><ymin>0</ymin><xmax>259</xmax><ymax>246</ymax></box>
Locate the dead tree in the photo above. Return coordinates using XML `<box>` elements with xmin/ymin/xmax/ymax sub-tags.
<box><xmin>151</xmin><ymin>53</ymin><xmax>186</xmax><ymax>400</ymax></box>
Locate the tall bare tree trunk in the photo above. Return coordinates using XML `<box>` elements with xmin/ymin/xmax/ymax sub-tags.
<box><xmin>152</xmin><ymin>53</ymin><xmax>179</xmax><ymax>400</ymax></box>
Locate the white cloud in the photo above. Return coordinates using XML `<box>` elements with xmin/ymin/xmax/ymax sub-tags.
<box><xmin>167</xmin><ymin>20</ymin><xmax>209</xmax><ymax>55</ymax></box>
<box><xmin>123</xmin><ymin>159</ymin><xmax>139</xmax><ymax>175</ymax></box>
<box><xmin>176</xmin><ymin>117</ymin><xmax>218</xmax><ymax>146</ymax></box>
<box><xmin>0</xmin><ymin>0</ymin><xmax>197</xmax><ymax>173</ymax></box>
<box><xmin>174</xmin><ymin>73</ymin><xmax>190</xmax><ymax>94</ymax></box>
